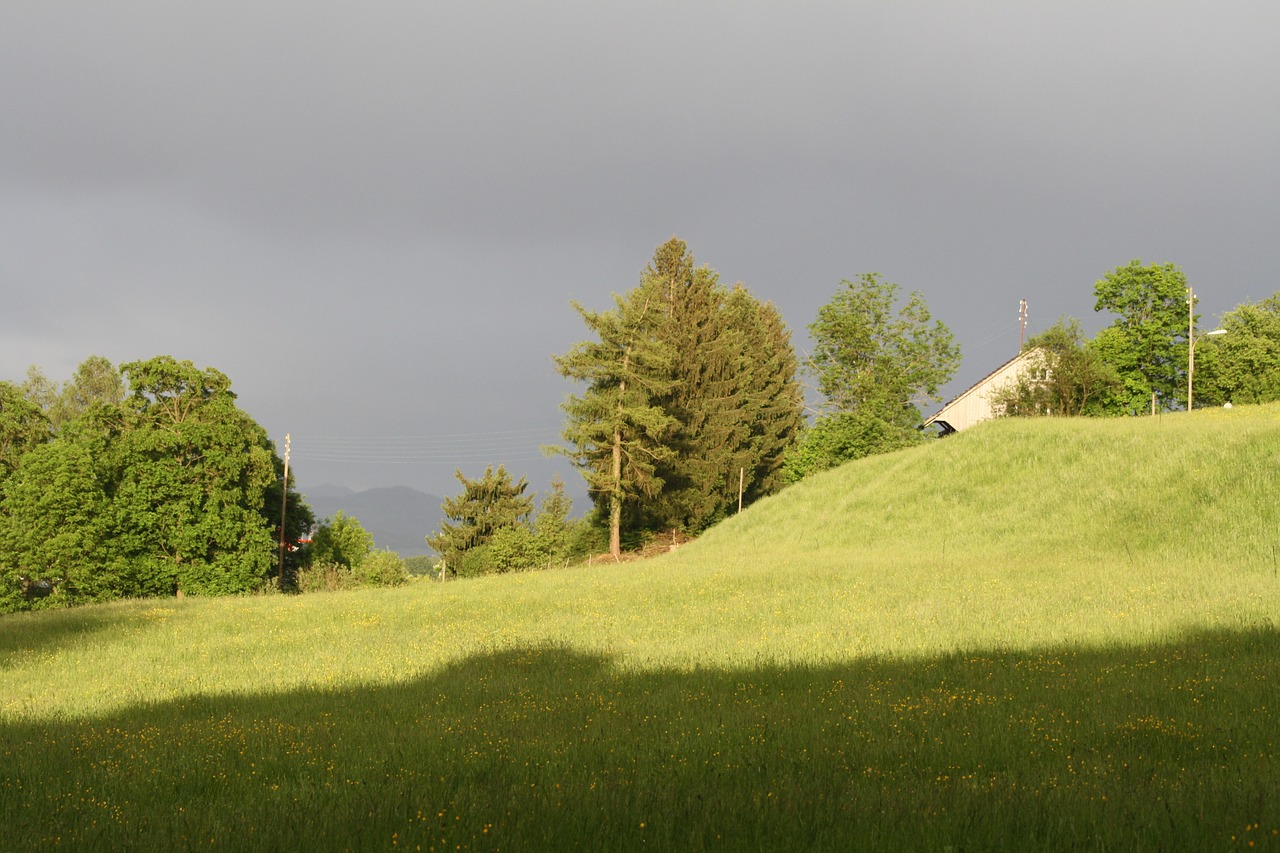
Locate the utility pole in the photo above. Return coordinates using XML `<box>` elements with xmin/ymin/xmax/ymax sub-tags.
<box><xmin>1018</xmin><ymin>299</ymin><xmax>1028</xmax><ymax>351</ymax></box>
<box><xmin>1187</xmin><ymin>287</ymin><xmax>1195</xmax><ymax>412</ymax></box>
<box><xmin>277</xmin><ymin>433</ymin><xmax>291</xmax><ymax>591</ymax></box>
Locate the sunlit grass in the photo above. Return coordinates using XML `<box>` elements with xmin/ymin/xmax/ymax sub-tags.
<box><xmin>2</xmin><ymin>404</ymin><xmax>1279</xmax><ymax>849</ymax></box>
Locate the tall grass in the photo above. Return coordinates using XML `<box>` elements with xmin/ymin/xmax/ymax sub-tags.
<box><xmin>2</xmin><ymin>405</ymin><xmax>1279</xmax><ymax>850</ymax></box>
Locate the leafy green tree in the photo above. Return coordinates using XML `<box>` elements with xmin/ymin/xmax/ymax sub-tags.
<box><xmin>809</xmin><ymin>273</ymin><xmax>960</xmax><ymax>428</ymax></box>
<box><xmin>478</xmin><ymin>475</ymin><xmax>580</xmax><ymax>574</ymax></box>
<box><xmin>781</xmin><ymin>409</ymin><xmax>921</xmax><ymax>483</ymax></box>
<box><xmin>1090</xmin><ymin>260</ymin><xmax>1194</xmax><ymax>414</ymax></box>
<box><xmin>484</xmin><ymin>525</ymin><xmax>541</xmax><ymax>573</ymax></box>
<box><xmin>19</xmin><ymin>367</ymin><xmax>60</xmax><ymax>432</ymax></box>
<box><xmin>23</xmin><ymin>356</ymin><xmax>126</xmax><ymax>433</ymax></box>
<box><xmin>428</xmin><ymin>465</ymin><xmax>535</xmax><ymax>568</ymax></box>
<box><xmin>1194</xmin><ymin>294</ymin><xmax>1280</xmax><ymax>406</ymax></box>
<box><xmin>107</xmin><ymin>357</ymin><xmax>281</xmax><ymax>596</ymax></box>
<box><xmin>0</xmin><ymin>437</ymin><xmax>111</xmax><ymax>611</ymax></box>
<box><xmin>793</xmin><ymin>274</ymin><xmax>958</xmax><ymax>480</ymax></box>
<box><xmin>2</xmin><ymin>355</ymin><xmax>304</xmax><ymax>611</ymax></box>
<box><xmin>404</xmin><ymin>555</ymin><xmax>437</xmax><ymax>576</ymax></box>
<box><xmin>553</xmin><ymin>275</ymin><xmax>678</xmax><ymax>559</ymax></box>
<box><xmin>355</xmin><ymin>550</ymin><xmax>409</xmax><ymax>587</ymax></box>
<box><xmin>989</xmin><ymin>319</ymin><xmax>1121</xmax><ymax>417</ymax></box>
<box><xmin>309</xmin><ymin>510</ymin><xmax>375</xmax><ymax>570</ymax></box>
<box><xmin>0</xmin><ymin>382</ymin><xmax>49</xmax><ymax>479</ymax></box>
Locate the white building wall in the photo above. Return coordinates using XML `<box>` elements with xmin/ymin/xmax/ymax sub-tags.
<box><xmin>925</xmin><ymin>350</ymin><xmax>1041</xmax><ymax>431</ymax></box>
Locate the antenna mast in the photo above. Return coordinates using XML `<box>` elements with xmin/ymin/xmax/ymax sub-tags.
<box><xmin>1019</xmin><ymin>299</ymin><xmax>1028</xmax><ymax>351</ymax></box>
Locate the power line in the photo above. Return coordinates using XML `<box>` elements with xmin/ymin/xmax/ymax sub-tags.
<box><xmin>288</xmin><ymin>428</ymin><xmax>564</xmax><ymax>465</ymax></box>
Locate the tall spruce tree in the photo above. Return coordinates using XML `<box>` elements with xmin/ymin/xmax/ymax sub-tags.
<box><xmin>724</xmin><ymin>287</ymin><xmax>806</xmax><ymax>504</ymax></box>
<box><xmin>552</xmin><ymin>273</ymin><xmax>678</xmax><ymax>559</ymax></box>
<box><xmin>641</xmin><ymin>240</ymin><xmax>804</xmax><ymax>532</ymax></box>
<box><xmin>554</xmin><ymin>238</ymin><xmax>805</xmax><ymax>550</ymax></box>
<box><xmin>641</xmin><ymin>241</ymin><xmax>744</xmax><ymax>531</ymax></box>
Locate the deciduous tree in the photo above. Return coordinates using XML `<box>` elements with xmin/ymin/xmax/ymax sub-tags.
<box><xmin>108</xmin><ymin>357</ymin><xmax>280</xmax><ymax>596</ymax></box>
<box><xmin>309</xmin><ymin>511</ymin><xmax>375</xmax><ymax>570</ymax></box>
<box><xmin>1090</xmin><ymin>260</ymin><xmax>1193</xmax><ymax>414</ymax></box>
<box><xmin>791</xmin><ymin>274</ymin><xmax>958</xmax><ymax>479</ymax></box>
<box><xmin>2</xmin><ymin>355</ymin><xmax>307</xmax><ymax>611</ymax></box>
<box><xmin>1193</xmin><ymin>293</ymin><xmax>1280</xmax><ymax>406</ymax></box>
<box><xmin>808</xmin><ymin>273</ymin><xmax>960</xmax><ymax>427</ymax></box>
<box><xmin>0</xmin><ymin>382</ymin><xmax>49</xmax><ymax>478</ymax></box>
<box><xmin>990</xmin><ymin>319</ymin><xmax>1121</xmax><ymax>417</ymax></box>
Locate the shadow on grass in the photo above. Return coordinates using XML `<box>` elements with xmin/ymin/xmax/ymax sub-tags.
<box><xmin>2</xmin><ymin>626</ymin><xmax>1278</xmax><ymax>851</ymax></box>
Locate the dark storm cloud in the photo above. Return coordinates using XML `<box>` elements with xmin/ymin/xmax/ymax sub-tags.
<box><xmin>3</xmin><ymin>1</ymin><xmax>1279</xmax><ymax>496</ymax></box>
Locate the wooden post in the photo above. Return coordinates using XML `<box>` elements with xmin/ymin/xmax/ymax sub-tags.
<box><xmin>737</xmin><ymin>467</ymin><xmax>745</xmax><ymax>514</ymax></box>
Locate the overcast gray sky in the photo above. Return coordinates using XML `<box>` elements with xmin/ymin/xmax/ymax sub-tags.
<box><xmin>4</xmin><ymin>1</ymin><xmax>1278</xmax><ymax>501</ymax></box>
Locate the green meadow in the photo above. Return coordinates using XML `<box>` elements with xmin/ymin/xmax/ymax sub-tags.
<box><xmin>3</xmin><ymin>405</ymin><xmax>1279</xmax><ymax>851</ymax></box>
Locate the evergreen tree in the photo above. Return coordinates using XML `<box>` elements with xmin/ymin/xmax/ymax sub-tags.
<box><xmin>642</xmin><ymin>240</ymin><xmax>745</xmax><ymax>531</ymax></box>
<box><xmin>723</xmin><ymin>288</ymin><xmax>805</xmax><ymax>506</ymax></box>
<box><xmin>552</xmin><ymin>277</ymin><xmax>678</xmax><ymax>559</ymax></box>
<box><xmin>554</xmin><ymin>238</ymin><xmax>805</xmax><ymax>549</ymax></box>
<box><xmin>428</xmin><ymin>465</ymin><xmax>535</xmax><ymax>567</ymax></box>
<box><xmin>642</xmin><ymin>241</ymin><xmax>804</xmax><ymax>531</ymax></box>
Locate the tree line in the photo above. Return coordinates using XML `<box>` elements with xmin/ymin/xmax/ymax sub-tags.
<box><xmin>992</xmin><ymin>260</ymin><xmax>1280</xmax><ymax>417</ymax></box>
<box><xmin>0</xmin><ymin>356</ymin><xmax>310</xmax><ymax>612</ymax></box>
<box><xmin>7</xmin><ymin>250</ymin><xmax>1279</xmax><ymax>605</ymax></box>
<box><xmin>430</xmin><ymin>239</ymin><xmax>962</xmax><ymax>570</ymax></box>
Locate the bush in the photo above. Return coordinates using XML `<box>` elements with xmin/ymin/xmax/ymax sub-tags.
<box><xmin>295</xmin><ymin>560</ymin><xmax>360</xmax><ymax>593</ymax></box>
<box><xmin>357</xmin><ymin>550</ymin><xmax>409</xmax><ymax>587</ymax></box>
<box><xmin>782</xmin><ymin>411</ymin><xmax>921</xmax><ymax>483</ymax></box>
<box><xmin>487</xmin><ymin>525</ymin><xmax>541</xmax><ymax>572</ymax></box>
<box><xmin>448</xmin><ymin>544</ymin><xmax>495</xmax><ymax>578</ymax></box>
<box><xmin>404</xmin><ymin>555</ymin><xmax>437</xmax><ymax>576</ymax></box>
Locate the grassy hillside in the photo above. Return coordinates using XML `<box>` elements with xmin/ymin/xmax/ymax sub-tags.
<box><xmin>2</xmin><ymin>406</ymin><xmax>1278</xmax><ymax>850</ymax></box>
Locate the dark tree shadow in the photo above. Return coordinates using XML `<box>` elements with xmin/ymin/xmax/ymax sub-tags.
<box><xmin>2</xmin><ymin>626</ymin><xmax>1278</xmax><ymax>851</ymax></box>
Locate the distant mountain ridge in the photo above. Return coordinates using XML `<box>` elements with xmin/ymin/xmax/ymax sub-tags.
<box><xmin>301</xmin><ymin>485</ymin><xmax>443</xmax><ymax>557</ymax></box>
